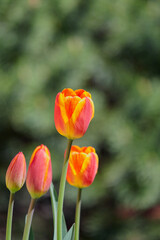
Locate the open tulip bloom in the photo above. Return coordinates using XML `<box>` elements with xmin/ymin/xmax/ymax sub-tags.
<box><xmin>54</xmin><ymin>88</ymin><xmax>94</xmax><ymax>140</ymax></box>
<box><xmin>5</xmin><ymin>88</ymin><xmax>98</xmax><ymax>240</ymax></box>
<box><xmin>67</xmin><ymin>145</ymin><xmax>99</xmax><ymax>189</ymax></box>
<box><xmin>67</xmin><ymin>145</ymin><xmax>99</xmax><ymax>240</ymax></box>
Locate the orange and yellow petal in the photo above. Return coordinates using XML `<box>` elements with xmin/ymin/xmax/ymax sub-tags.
<box><xmin>81</xmin><ymin>152</ymin><xmax>98</xmax><ymax>187</ymax></box>
<box><xmin>62</xmin><ymin>88</ymin><xmax>77</xmax><ymax>97</ymax></box>
<box><xmin>81</xmin><ymin>146</ymin><xmax>96</xmax><ymax>154</ymax></box>
<box><xmin>75</xmin><ymin>89</ymin><xmax>91</xmax><ymax>98</ymax></box>
<box><xmin>70</xmin><ymin>145</ymin><xmax>82</xmax><ymax>153</ymax></box>
<box><xmin>54</xmin><ymin>92</ymin><xmax>68</xmax><ymax>137</ymax></box>
<box><xmin>70</xmin><ymin>97</ymin><xmax>94</xmax><ymax>139</ymax></box>
<box><xmin>64</xmin><ymin>96</ymin><xmax>81</xmax><ymax>119</ymax></box>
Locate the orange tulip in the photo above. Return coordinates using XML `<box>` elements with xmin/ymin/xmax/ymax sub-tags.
<box><xmin>6</xmin><ymin>152</ymin><xmax>26</xmax><ymax>193</ymax></box>
<box><xmin>54</xmin><ymin>88</ymin><xmax>94</xmax><ymax>139</ymax></box>
<box><xmin>66</xmin><ymin>145</ymin><xmax>98</xmax><ymax>188</ymax></box>
<box><xmin>26</xmin><ymin>145</ymin><xmax>52</xmax><ymax>199</ymax></box>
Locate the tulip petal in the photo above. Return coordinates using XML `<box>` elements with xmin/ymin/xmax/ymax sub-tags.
<box><xmin>67</xmin><ymin>152</ymin><xmax>87</xmax><ymax>187</ymax></box>
<box><xmin>55</xmin><ymin>92</ymin><xmax>68</xmax><ymax>123</ymax></box>
<box><xmin>71</xmin><ymin>152</ymin><xmax>87</xmax><ymax>173</ymax></box>
<box><xmin>54</xmin><ymin>92</ymin><xmax>68</xmax><ymax>136</ymax></box>
<box><xmin>71</xmin><ymin>97</ymin><xmax>94</xmax><ymax>138</ymax></box>
<box><xmin>70</xmin><ymin>145</ymin><xmax>82</xmax><ymax>153</ymax></box>
<box><xmin>43</xmin><ymin>158</ymin><xmax>52</xmax><ymax>192</ymax></box>
<box><xmin>62</xmin><ymin>88</ymin><xmax>76</xmax><ymax>97</ymax></box>
<box><xmin>64</xmin><ymin>96</ymin><xmax>81</xmax><ymax>119</ymax></box>
<box><xmin>81</xmin><ymin>146</ymin><xmax>96</xmax><ymax>154</ymax></box>
<box><xmin>81</xmin><ymin>153</ymin><xmax>99</xmax><ymax>187</ymax></box>
<box><xmin>75</xmin><ymin>89</ymin><xmax>91</xmax><ymax>98</ymax></box>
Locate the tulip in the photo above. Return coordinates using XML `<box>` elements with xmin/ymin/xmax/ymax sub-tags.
<box><xmin>6</xmin><ymin>152</ymin><xmax>26</xmax><ymax>240</ymax></box>
<box><xmin>66</xmin><ymin>145</ymin><xmax>98</xmax><ymax>240</ymax></box>
<box><xmin>66</xmin><ymin>145</ymin><xmax>99</xmax><ymax>188</ymax></box>
<box><xmin>26</xmin><ymin>144</ymin><xmax>52</xmax><ymax>199</ymax></box>
<box><xmin>6</xmin><ymin>152</ymin><xmax>26</xmax><ymax>193</ymax></box>
<box><xmin>23</xmin><ymin>145</ymin><xmax>52</xmax><ymax>240</ymax></box>
<box><xmin>54</xmin><ymin>88</ymin><xmax>94</xmax><ymax>139</ymax></box>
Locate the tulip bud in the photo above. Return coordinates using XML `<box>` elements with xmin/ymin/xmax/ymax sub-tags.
<box><xmin>26</xmin><ymin>144</ymin><xmax>52</xmax><ymax>199</ymax></box>
<box><xmin>54</xmin><ymin>88</ymin><xmax>94</xmax><ymax>139</ymax></box>
<box><xmin>6</xmin><ymin>152</ymin><xmax>26</xmax><ymax>193</ymax></box>
<box><xmin>66</xmin><ymin>145</ymin><xmax>98</xmax><ymax>188</ymax></box>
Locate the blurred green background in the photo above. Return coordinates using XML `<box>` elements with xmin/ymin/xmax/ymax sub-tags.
<box><xmin>1</xmin><ymin>0</ymin><xmax>160</xmax><ymax>239</ymax></box>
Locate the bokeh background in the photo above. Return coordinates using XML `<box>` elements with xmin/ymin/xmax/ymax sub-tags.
<box><xmin>1</xmin><ymin>0</ymin><xmax>160</xmax><ymax>239</ymax></box>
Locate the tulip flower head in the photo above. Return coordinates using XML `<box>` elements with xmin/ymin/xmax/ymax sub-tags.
<box><xmin>66</xmin><ymin>146</ymin><xmax>99</xmax><ymax>188</ymax></box>
<box><xmin>26</xmin><ymin>145</ymin><xmax>52</xmax><ymax>199</ymax></box>
<box><xmin>54</xmin><ymin>88</ymin><xmax>94</xmax><ymax>139</ymax></box>
<box><xmin>6</xmin><ymin>152</ymin><xmax>26</xmax><ymax>193</ymax></box>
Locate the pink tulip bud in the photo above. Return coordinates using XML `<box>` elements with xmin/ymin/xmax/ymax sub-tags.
<box><xmin>6</xmin><ymin>152</ymin><xmax>26</xmax><ymax>193</ymax></box>
<box><xmin>26</xmin><ymin>145</ymin><xmax>52</xmax><ymax>199</ymax></box>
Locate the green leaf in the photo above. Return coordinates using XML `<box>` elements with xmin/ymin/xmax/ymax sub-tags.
<box><xmin>29</xmin><ymin>228</ymin><xmax>34</xmax><ymax>240</ymax></box>
<box><xmin>63</xmin><ymin>224</ymin><xmax>75</xmax><ymax>240</ymax></box>
<box><xmin>25</xmin><ymin>214</ymin><xmax>34</xmax><ymax>240</ymax></box>
<box><xmin>62</xmin><ymin>213</ymin><xmax>68</xmax><ymax>238</ymax></box>
<box><xmin>50</xmin><ymin>183</ymin><xmax>67</xmax><ymax>240</ymax></box>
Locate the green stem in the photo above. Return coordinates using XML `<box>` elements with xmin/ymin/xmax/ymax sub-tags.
<box><xmin>74</xmin><ymin>188</ymin><xmax>82</xmax><ymax>240</ymax></box>
<box><xmin>22</xmin><ymin>198</ymin><xmax>36</xmax><ymax>240</ymax></box>
<box><xmin>6</xmin><ymin>192</ymin><xmax>14</xmax><ymax>240</ymax></box>
<box><xmin>57</xmin><ymin>139</ymin><xmax>73</xmax><ymax>240</ymax></box>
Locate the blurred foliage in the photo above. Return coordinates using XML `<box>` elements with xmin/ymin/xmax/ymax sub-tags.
<box><xmin>1</xmin><ymin>0</ymin><xmax>160</xmax><ymax>239</ymax></box>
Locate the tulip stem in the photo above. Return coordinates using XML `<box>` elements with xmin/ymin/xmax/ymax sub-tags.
<box><xmin>57</xmin><ymin>139</ymin><xmax>73</xmax><ymax>240</ymax></box>
<box><xmin>6</xmin><ymin>192</ymin><xmax>14</xmax><ymax>240</ymax></box>
<box><xmin>75</xmin><ymin>188</ymin><xmax>82</xmax><ymax>240</ymax></box>
<box><xmin>22</xmin><ymin>198</ymin><xmax>36</xmax><ymax>240</ymax></box>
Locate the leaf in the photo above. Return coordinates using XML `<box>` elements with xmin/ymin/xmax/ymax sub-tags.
<box><xmin>25</xmin><ymin>214</ymin><xmax>35</xmax><ymax>240</ymax></box>
<box><xmin>50</xmin><ymin>183</ymin><xmax>58</xmax><ymax>240</ymax></box>
<box><xmin>63</xmin><ymin>224</ymin><xmax>75</xmax><ymax>240</ymax></box>
<box><xmin>62</xmin><ymin>213</ymin><xmax>68</xmax><ymax>238</ymax></box>
<box><xmin>29</xmin><ymin>228</ymin><xmax>34</xmax><ymax>240</ymax></box>
<box><xmin>50</xmin><ymin>183</ymin><xmax>67</xmax><ymax>240</ymax></box>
